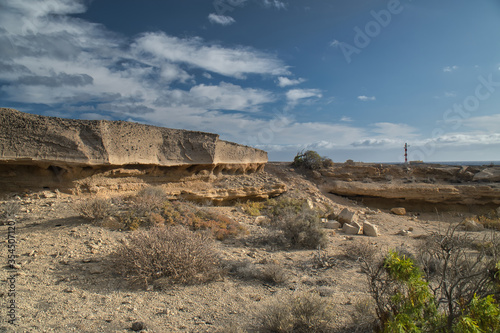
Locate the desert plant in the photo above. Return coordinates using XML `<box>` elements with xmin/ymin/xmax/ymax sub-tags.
<box><xmin>265</xmin><ymin>196</ymin><xmax>307</xmax><ymax>218</ymax></box>
<box><xmin>260</xmin><ymin>291</ymin><xmax>333</xmax><ymax>332</ymax></box>
<box><xmin>260</xmin><ymin>263</ymin><xmax>288</xmax><ymax>284</ymax></box>
<box><xmin>1</xmin><ymin>201</ymin><xmax>20</xmax><ymax>218</ymax></box>
<box><xmin>237</xmin><ymin>200</ymin><xmax>266</xmax><ymax>216</ymax></box>
<box><xmin>292</xmin><ymin>150</ymin><xmax>333</xmax><ymax>170</ymax></box>
<box><xmin>130</xmin><ymin>186</ymin><xmax>168</xmax><ymax>215</ymax></box>
<box><xmin>354</xmin><ymin>228</ymin><xmax>500</xmax><ymax>332</ymax></box>
<box><xmin>269</xmin><ymin>206</ymin><xmax>328</xmax><ymax>249</ymax></box>
<box><xmin>75</xmin><ymin>198</ymin><xmax>114</xmax><ymax>223</ymax></box>
<box><xmin>115</xmin><ymin>226</ymin><xmax>221</xmax><ymax>287</ymax></box>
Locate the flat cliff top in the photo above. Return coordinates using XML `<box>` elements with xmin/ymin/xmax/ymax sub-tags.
<box><xmin>0</xmin><ymin>108</ymin><xmax>267</xmax><ymax>166</ymax></box>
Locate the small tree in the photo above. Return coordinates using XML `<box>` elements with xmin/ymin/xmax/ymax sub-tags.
<box><xmin>292</xmin><ymin>150</ymin><xmax>333</xmax><ymax>170</ymax></box>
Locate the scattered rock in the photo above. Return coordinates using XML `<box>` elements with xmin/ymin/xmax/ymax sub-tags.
<box><xmin>131</xmin><ymin>321</ymin><xmax>147</xmax><ymax>331</ymax></box>
<box><xmin>391</xmin><ymin>207</ymin><xmax>407</xmax><ymax>216</ymax></box>
<box><xmin>343</xmin><ymin>223</ymin><xmax>360</xmax><ymax>235</ymax></box>
<box><xmin>41</xmin><ymin>191</ymin><xmax>57</xmax><ymax>199</ymax></box>
<box><xmin>338</xmin><ymin>208</ymin><xmax>357</xmax><ymax>225</ymax></box>
<box><xmin>254</xmin><ymin>216</ymin><xmax>270</xmax><ymax>225</ymax></box>
<box><xmin>396</xmin><ymin>229</ymin><xmax>411</xmax><ymax>236</ymax></box>
<box><xmin>89</xmin><ymin>265</ymin><xmax>104</xmax><ymax>275</ymax></box>
<box><xmin>324</xmin><ymin>221</ymin><xmax>341</xmax><ymax>229</ymax></box>
<box><xmin>363</xmin><ymin>222</ymin><xmax>379</xmax><ymax>237</ymax></box>
<box><xmin>461</xmin><ymin>218</ymin><xmax>484</xmax><ymax>232</ymax></box>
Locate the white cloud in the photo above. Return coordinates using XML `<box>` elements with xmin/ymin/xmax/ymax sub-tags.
<box><xmin>357</xmin><ymin>95</ymin><xmax>376</xmax><ymax>101</ymax></box>
<box><xmin>208</xmin><ymin>13</ymin><xmax>236</xmax><ymax>26</ymax></box>
<box><xmin>263</xmin><ymin>0</ymin><xmax>287</xmax><ymax>9</ymax></box>
<box><xmin>277</xmin><ymin>76</ymin><xmax>305</xmax><ymax>87</ymax></box>
<box><xmin>340</xmin><ymin>116</ymin><xmax>352</xmax><ymax>122</ymax></box>
<box><xmin>462</xmin><ymin>113</ymin><xmax>500</xmax><ymax>133</ymax></box>
<box><xmin>372</xmin><ymin>122</ymin><xmax>418</xmax><ymax>138</ymax></box>
<box><xmin>133</xmin><ymin>32</ymin><xmax>289</xmax><ymax>79</ymax></box>
<box><xmin>329</xmin><ymin>40</ymin><xmax>340</xmax><ymax>47</ymax></box>
<box><xmin>443</xmin><ymin>66</ymin><xmax>458</xmax><ymax>72</ymax></box>
<box><xmin>286</xmin><ymin>89</ymin><xmax>322</xmax><ymax>101</ymax></box>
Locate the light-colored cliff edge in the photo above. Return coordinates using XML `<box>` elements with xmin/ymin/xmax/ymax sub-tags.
<box><xmin>0</xmin><ymin>108</ymin><xmax>267</xmax><ymax>167</ymax></box>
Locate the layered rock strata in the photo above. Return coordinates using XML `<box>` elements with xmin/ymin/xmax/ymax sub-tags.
<box><xmin>0</xmin><ymin>108</ymin><xmax>282</xmax><ymax>200</ymax></box>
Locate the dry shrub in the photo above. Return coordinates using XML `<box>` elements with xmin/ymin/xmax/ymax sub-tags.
<box><xmin>115</xmin><ymin>226</ymin><xmax>222</xmax><ymax>287</ymax></box>
<box><xmin>270</xmin><ymin>206</ymin><xmax>328</xmax><ymax>249</ymax></box>
<box><xmin>476</xmin><ymin>209</ymin><xmax>500</xmax><ymax>230</ymax></box>
<box><xmin>1</xmin><ymin>201</ymin><xmax>20</xmax><ymax>218</ymax></box>
<box><xmin>347</xmin><ymin>298</ymin><xmax>379</xmax><ymax>333</ymax></box>
<box><xmin>130</xmin><ymin>186</ymin><xmax>168</xmax><ymax>215</ymax></box>
<box><xmin>238</xmin><ymin>200</ymin><xmax>266</xmax><ymax>216</ymax></box>
<box><xmin>75</xmin><ymin>198</ymin><xmax>114</xmax><ymax>223</ymax></box>
<box><xmin>260</xmin><ymin>291</ymin><xmax>332</xmax><ymax>332</ymax></box>
<box><xmin>162</xmin><ymin>201</ymin><xmax>246</xmax><ymax>240</ymax></box>
<box><xmin>260</xmin><ymin>263</ymin><xmax>288</xmax><ymax>285</ymax></box>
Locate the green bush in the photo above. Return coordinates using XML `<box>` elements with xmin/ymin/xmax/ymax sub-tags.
<box><xmin>292</xmin><ymin>150</ymin><xmax>333</xmax><ymax>170</ymax></box>
<box><xmin>357</xmin><ymin>242</ymin><xmax>500</xmax><ymax>333</ymax></box>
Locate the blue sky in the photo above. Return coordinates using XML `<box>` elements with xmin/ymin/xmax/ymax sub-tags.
<box><xmin>1</xmin><ymin>0</ymin><xmax>500</xmax><ymax>162</ymax></box>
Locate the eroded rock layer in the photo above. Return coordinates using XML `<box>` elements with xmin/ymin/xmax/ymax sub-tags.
<box><xmin>0</xmin><ymin>108</ymin><xmax>281</xmax><ymax>200</ymax></box>
<box><xmin>317</xmin><ymin>163</ymin><xmax>500</xmax><ymax>212</ymax></box>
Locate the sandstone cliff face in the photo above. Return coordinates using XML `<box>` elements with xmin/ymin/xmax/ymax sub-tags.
<box><xmin>0</xmin><ymin>108</ymin><xmax>279</xmax><ymax>199</ymax></box>
<box><xmin>0</xmin><ymin>108</ymin><xmax>267</xmax><ymax>167</ymax></box>
<box><xmin>317</xmin><ymin>163</ymin><xmax>500</xmax><ymax>212</ymax></box>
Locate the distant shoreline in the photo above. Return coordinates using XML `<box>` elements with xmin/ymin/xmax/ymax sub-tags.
<box><xmin>269</xmin><ymin>161</ymin><xmax>500</xmax><ymax>166</ymax></box>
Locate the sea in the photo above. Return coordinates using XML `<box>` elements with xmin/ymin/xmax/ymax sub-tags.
<box><xmin>383</xmin><ymin>161</ymin><xmax>500</xmax><ymax>166</ymax></box>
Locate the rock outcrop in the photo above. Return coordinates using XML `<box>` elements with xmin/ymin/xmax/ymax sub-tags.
<box><xmin>0</xmin><ymin>108</ymin><xmax>266</xmax><ymax>167</ymax></box>
<box><xmin>0</xmin><ymin>108</ymin><xmax>283</xmax><ymax>200</ymax></box>
<box><xmin>317</xmin><ymin>163</ymin><xmax>500</xmax><ymax>213</ymax></box>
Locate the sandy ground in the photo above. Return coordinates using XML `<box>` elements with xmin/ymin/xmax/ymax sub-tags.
<box><xmin>0</xmin><ymin>164</ymin><xmax>489</xmax><ymax>333</ymax></box>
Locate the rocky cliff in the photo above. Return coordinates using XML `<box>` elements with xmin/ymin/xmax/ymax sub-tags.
<box><xmin>0</xmin><ymin>108</ymin><xmax>278</xmax><ymax>198</ymax></box>
<box><xmin>0</xmin><ymin>108</ymin><xmax>267</xmax><ymax>167</ymax></box>
<box><xmin>316</xmin><ymin>163</ymin><xmax>500</xmax><ymax>212</ymax></box>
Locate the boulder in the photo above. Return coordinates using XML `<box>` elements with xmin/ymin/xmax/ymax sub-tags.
<box><xmin>343</xmin><ymin>223</ymin><xmax>360</xmax><ymax>235</ymax></box>
<box><xmin>391</xmin><ymin>207</ymin><xmax>407</xmax><ymax>216</ymax></box>
<box><xmin>473</xmin><ymin>168</ymin><xmax>500</xmax><ymax>182</ymax></box>
<box><xmin>338</xmin><ymin>208</ymin><xmax>357</xmax><ymax>225</ymax></box>
<box><xmin>324</xmin><ymin>221</ymin><xmax>341</xmax><ymax>229</ymax></box>
<box><xmin>363</xmin><ymin>222</ymin><xmax>379</xmax><ymax>237</ymax></box>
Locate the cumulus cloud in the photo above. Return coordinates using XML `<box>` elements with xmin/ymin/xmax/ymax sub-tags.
<box><xmin>277</xmin><ymin>76</ymin><xmax>305</xmax><ymax>87</ymax></box>
<box><xmin>208</xmin><ymin>13</ymin><xmax>235</xmax><ymax>26</ymax></box>
<box><xmin>357</xmin><ymin>95</ymin><xmax>376</xmax><ymax>101</ymax></box>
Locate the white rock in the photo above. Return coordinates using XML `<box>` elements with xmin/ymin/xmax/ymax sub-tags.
<box><xmin>343</xmin><ymin>223</ymin><xmax>360</xmax><ymax>235</ymax></box>
<box><xmin>338</xmin><ymin>208</ymin><xmax>357</xmax><ymax>225</ymax></box>
<box><xmin>324</xmin><ymin>221</ymin><xmax>341</xmax><ymax>229</ymax></box>
<box><xmin>363</xmin><ymin>222</ymin><xmax>379</xmax><ymax>237</ymax></box>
